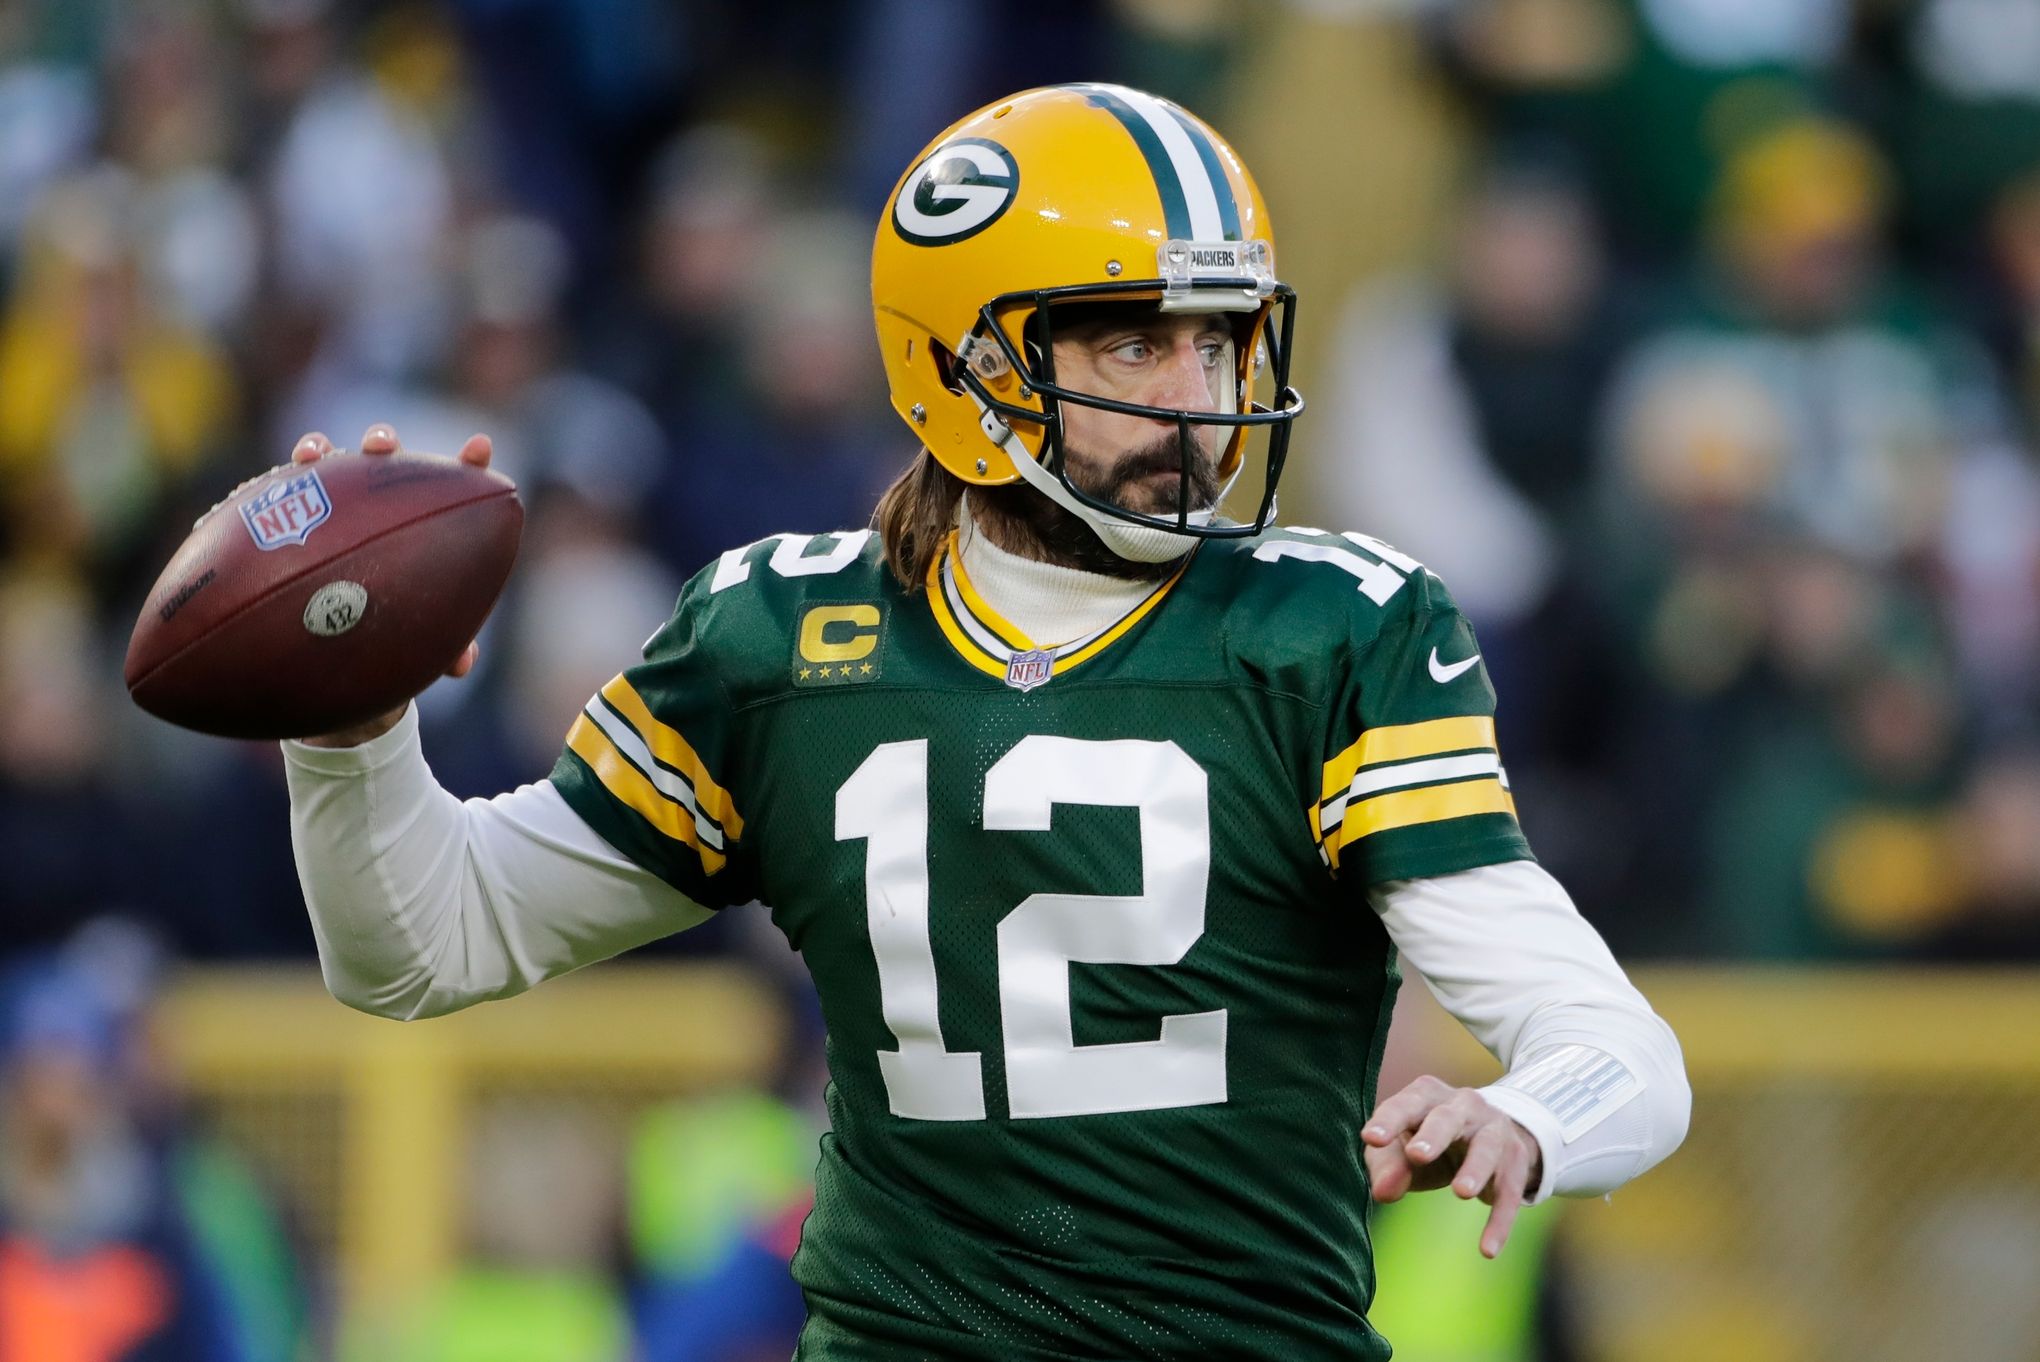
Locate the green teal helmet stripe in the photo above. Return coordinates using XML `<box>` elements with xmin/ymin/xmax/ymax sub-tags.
<box><xmin>1095</xmin><ymin>85</ymin><xmax>1230</xmax><ymax>240</ymax></box>
<box><xmin>1074</xmin><ymin>84</ymin><xmax>1194</xmax><ymax>240</ymax></box>
<box><xmin>1167</xmin><ymin>109</ymin><xmax>1243</xmax><ymax>241</ymax></box>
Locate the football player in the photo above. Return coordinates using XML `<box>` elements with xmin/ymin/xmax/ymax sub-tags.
<box><xmin>285</xmin><ymin>84</ymin><xmax>1688</xmax><ymax>1361</ymax></box>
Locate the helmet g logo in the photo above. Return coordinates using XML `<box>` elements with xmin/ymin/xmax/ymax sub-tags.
<box><xmin>892</xmin><ymin>138</ymin><xmax>1018</xmax><ymax>246</ymax></box>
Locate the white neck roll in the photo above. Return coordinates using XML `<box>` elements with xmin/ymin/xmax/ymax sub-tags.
<box><xmin>956</xmin><ymin>499</ymin><xmax>1159</xmax><ymax>646</ymax></box>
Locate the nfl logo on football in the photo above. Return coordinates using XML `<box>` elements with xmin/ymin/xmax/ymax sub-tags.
<box><xmin>1004</xmin><ymin>649</ymin><xmax>1054</xmax><ymax>693</ymax></box>
<box><xmin>241</xmin><ymin>469</ymin><xmax>333</xmax><ymax>550</ymax></box>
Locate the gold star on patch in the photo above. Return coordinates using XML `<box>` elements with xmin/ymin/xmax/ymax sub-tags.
<box><xmin>798</xmin><ymin>667</ymin><xmax>813</xmax><ymax>680</ymax></box>
<box><xmin>860</xmin><ymin>663</ymin><xmax>874</xmax><ymax>675</ymax></box>
<box><xmin>818</xmin><ymin>666</ymin><xmax>833</xmax><ymax>678</ymax></box>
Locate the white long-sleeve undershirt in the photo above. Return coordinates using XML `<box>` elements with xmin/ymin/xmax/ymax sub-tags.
<box><xmin>1371</xmin><ymin>862</ymin><xmax>1689</xmax><ymax>1201</ymax></box>
<box><xmin>284</xmin><ymin>704</ymin><xmax>708</xmax><ymax>1020</ymax></box>
<box><xmin>284</xmin><ymin>708</ymin><xmax>1687</xmax><ymax>1201</ymax></box>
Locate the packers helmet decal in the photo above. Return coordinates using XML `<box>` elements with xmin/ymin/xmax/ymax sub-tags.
<box><xmin>892</xmin><ymin>138</ymin><xmax>1019</xmax><ymax>246</ymax></box>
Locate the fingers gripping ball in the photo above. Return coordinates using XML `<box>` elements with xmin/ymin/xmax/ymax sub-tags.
<box><xmin>124</xmin><ymin>452</ymin><xmax>522</xmax><ymax>740</ymax></box>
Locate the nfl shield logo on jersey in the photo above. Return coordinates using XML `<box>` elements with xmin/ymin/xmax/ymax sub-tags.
<box><xmin>240</xmin><ymin>469</ymin><xmax>333</xmax><ymax>550</ymax></box>
<box><xmin>1004</xmin><ymin>649</ymin><xmax>1054</xmax><ymax>692</ymax></box>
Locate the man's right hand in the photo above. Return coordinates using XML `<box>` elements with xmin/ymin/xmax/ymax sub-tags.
<box><xmin>293</xmin><ymin>424</ymin><xmax>495</xmax><ymax>749</ymax></box>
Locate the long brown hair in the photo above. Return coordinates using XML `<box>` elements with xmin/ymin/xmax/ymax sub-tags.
<box><xmin>873</xmin><ymin>450</ymin><xmax>967</xmax><ymax>591</ymax></box>
<box><xmin>874</xmin><ymin>445</ymin><xmax>1193</xmax><ymax>588</ymax></box>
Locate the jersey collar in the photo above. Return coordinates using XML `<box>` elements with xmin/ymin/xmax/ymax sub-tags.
<box><xmin>925</xmin><ymin>531</ymin><xmax>1189</xmax><ymax>684</ymax></box>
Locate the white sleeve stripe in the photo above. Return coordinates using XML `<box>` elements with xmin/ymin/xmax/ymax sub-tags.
<box><xmin>1320</xmin><ymin>752</ymin><xmax>1503</xmax><ymax>830</ymax></box>
<box><xmin>581</xmin><ymin>699</ymin><xmax>725</xmax><ymax>851</ymax></box>
<box><xmin>285</xmin><ymin>708</ymin><xmax>712</xmax><ymax>1022</ymax></box>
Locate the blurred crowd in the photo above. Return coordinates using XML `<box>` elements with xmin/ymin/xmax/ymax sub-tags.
<box><xmin>4</xmin><ymin>0</ymin><xmax>2034</xmax><ymax>966</ymax></box>
<box><xmin>1313</xmin><ymin>0</ymin><xmax>2040</xmax><ymax>964</ymax></box>
<box><xmin>1</xmin><ymin>0</ymin><xmax>2039</xmax><ymax>1355</ymax></box>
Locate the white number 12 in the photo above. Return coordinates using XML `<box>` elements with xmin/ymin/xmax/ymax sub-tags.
<box><xmin>835</xmin><ymin>736</ymin><xmax>1226</xmax><ymax>1122</ymax></box>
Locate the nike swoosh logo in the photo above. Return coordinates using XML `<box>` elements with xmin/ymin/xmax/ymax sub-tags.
<box><xmin>1428</xmin><ymin>647</ymin><xmax>1481</xmax><ymax>684</ymax></box>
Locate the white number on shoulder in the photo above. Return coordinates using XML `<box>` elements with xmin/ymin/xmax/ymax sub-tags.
<box><xmin>1251</xmin><ymin>528</ymin><xmax>1427</xmax><ymax>606</ymax></box>
<box><xmin>710</xmin><ymin>530</ymin><xmax>873</xmax><ymax>594</ymax></box>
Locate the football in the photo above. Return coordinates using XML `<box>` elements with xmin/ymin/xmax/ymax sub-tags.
<box><xmin>125</xmin><ymin>453</ymin><xmax>523</xmax><ymax>740</ymax></box>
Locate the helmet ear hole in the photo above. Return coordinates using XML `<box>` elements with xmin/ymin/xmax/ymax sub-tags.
<box><xmin>930</xmin><ymin>340</ymin><xmax>966</xmax><ymax>397</ymax></box>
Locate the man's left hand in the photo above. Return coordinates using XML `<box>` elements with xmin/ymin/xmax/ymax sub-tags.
<box><xmin>1362</xmin><ymin>1075</ymin><xmax>1543</xmax><ymax>1259</ymax></box>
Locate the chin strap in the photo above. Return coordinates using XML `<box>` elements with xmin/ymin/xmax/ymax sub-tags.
<box><xmin>970</xmin><ymin>396</ymin><xmax>1217</xmax><ymax>565</ymax></box>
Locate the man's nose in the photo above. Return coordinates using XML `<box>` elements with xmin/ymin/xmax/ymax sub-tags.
<box><xmin>1150</xmin><ymin>344</ymin><xmax>1218</xmax><ymax>415</ymax></box>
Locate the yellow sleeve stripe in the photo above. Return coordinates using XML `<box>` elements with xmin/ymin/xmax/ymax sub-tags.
<box><xmin>1324</xmin><ymin>778</ymin><xmax>1517</xmax><ymax>871</ymax></box>
<box><xmin>566</xmin><ymin>716</ymin><xmax>728</xmax><ymax>875</ymax></box>
<box><xmin>1321</xmin><ymin>715</ymin><xmax>1498</xmax><ymax>801</ymax></box>
<box><xmin>599</xmin><ymin>676</ymin><xmax>745</xmax><ymax>839</ymax></box>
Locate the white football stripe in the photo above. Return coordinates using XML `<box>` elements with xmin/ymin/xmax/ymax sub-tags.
<box><xmin>1048</xmin><ymin>619</ymin><xmax>1112</xmax><ymax>660</ymax></box>
<box><xmin>942</xmin><ymin>562</ymin><xmax>1016</xmax><ymax>660</ymax></box>
<box><xmin>943</xmin><ymin>556</ymin><xmax>1137</xmax><ymax>664</ymax></box>
<box><xmin>1108</xmin><ymin>85</ymin><xmax>1224</xmax><ymax>242</ymax></box>
<box><xmin>583</xmin><ymin>700</ymin><xmax>725</xmax><ymax>852</ymax></box>
<box><xmin>1319</xmin><ymin>752</ymin><xmax>1503</xmax><ymax>833</ymax></box>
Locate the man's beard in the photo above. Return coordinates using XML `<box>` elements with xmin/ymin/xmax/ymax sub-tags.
<box><xmin>972</xmin><ymin>429</ymin><xmax>1221</xmax><ymax>580</ymax></box>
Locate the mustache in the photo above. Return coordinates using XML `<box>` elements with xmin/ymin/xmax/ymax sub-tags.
<box><xmin>969</xmin><ymin>428</ymin><xmax>1219</xmax><ymax>582</ymax></box>
<box><xmin>1082</xmin><ymin>431</ymin><xmax>1221</xmax><ymax>508</ymax></box>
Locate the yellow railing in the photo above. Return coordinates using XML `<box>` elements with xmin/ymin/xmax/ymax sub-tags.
<box><xmin>159</xmin><ymin>965</ymin><xmax>2040</xmax><ymax>1361</ymax></box>
<box><xmin>1410</xmin><ymin>967</ymin><xmax>2040</xmax><ymax>1076</ymax></box>
<box><xmin>1410</xmin><ymin>969</ymin><xmax>2040</xmax><ymax>1362</ymax></box>
<box><xmin>158</xmin><ymin>963</ymin><xmax>786</xmax><ymax>1316</ymax></box>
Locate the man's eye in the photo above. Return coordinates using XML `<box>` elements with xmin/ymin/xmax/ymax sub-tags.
<box><xmin>1110</xmin><ymin>339</ymin><xmax>1150</xmax><ymax>362</ymax></box>
<box><xmin>1199</xmin><ymin>342</ymin><xmax>1226</xmax><ymax>366</ymax></box>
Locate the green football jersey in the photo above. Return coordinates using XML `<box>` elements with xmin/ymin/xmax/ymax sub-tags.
<box><xmin>550</xmin><ymin>524</ymin><xmax>1533</xmax><ymax>1362</ymax></box>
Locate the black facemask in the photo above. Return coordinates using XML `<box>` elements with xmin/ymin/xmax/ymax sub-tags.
<box><xmin>970</xmin><ymin>427</ymin><xmax>1218</xmax><ymax>581</ymax></box>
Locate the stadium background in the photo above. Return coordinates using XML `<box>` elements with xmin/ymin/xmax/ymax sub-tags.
<box><xmin>0</xmin><ymin>0</ymin><xmax>2036</xmax><ymax>1358</ymax></box>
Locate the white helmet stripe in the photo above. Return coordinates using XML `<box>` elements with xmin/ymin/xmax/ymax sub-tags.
<box><xmin>1074</xmin><ymin>83</ymin><xmax>1226</xmax><ymax>243</ymax></box>
<box><xmin>1112</xmin><ymin>87</ymin><xmax>1226</xmax><ymax>242</ymax></box>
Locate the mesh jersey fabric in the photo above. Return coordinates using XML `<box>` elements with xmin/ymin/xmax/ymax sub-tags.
<box><xmin>550</xmin><ymin>526</ymin><xmax>1533</xmax><ymax>1361</ymax></box>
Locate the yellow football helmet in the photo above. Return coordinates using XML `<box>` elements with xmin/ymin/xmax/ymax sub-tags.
<box><xmin>871</xmin><ymin>83</ymin><xmax>1303</xmax><ymax>561</ymax></box>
